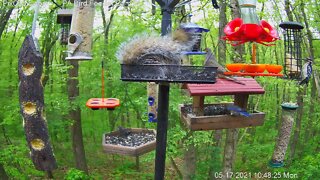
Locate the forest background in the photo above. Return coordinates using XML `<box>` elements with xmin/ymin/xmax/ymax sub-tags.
<box><xmin>0</xmin><ymin>0</ymin><xmax>320</xmax><ymax>179</ymax></box>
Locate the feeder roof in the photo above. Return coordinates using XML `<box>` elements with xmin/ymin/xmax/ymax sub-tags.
<box><xmin>57</xmin><ymin>9</ymin><xmax>73</xmax><ymax>24</ymax></box>
<box><xmin>180</xmin><ymin>23</ymin><xmax>209</xmax><ymax>32</ymax></box>
<box><xmin>281</xmin><ymin>102</ymin><xmax>299</xmax><ymax>110</ymax></box>
<box><xmin>279</xmin><ymin>21</ymin><xmax>304</xmax><ymax>30</ymax></box>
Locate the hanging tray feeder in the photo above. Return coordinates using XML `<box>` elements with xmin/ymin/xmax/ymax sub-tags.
<box><xmin>86</xmin><ymin>98</ymin><xmax>120</xmax><ymax>110</ymax></box>
<box><xmin>121</xmin><ymin>64</ymin><xmax>217</xmax><ymax>83</ymax></box>
<box><xmin>102</xmin><ymin>128</ymin><xmax>156</xmax><ymax>156</ymax></box>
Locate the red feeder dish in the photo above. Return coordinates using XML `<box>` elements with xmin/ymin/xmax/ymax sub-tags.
<box><xmin>223</xmin><ymin>18</ymin><xmax>279</xmax><ymax>46</ymax></box>
<box><xmin>86</xmin><ymin>98</ymin><xmax>120</xmax><ymax>110</ymax></box>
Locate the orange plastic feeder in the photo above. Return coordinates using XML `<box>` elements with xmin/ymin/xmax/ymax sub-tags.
<box><xmin>226</xmin><ymin>64</ymin><xmax>244</xmax><ymax>72</ymax></box>
<box><xmin>224</xmin><ymin>71</ymin><xmax>283</xmax><ymax>77</ymax></box>
<box><xmin>266</xmin><ymin>64</ymin><xmax>283</xmax><ymax>74</ymax></box>
<box><xmin>86</xmin><ymin>98</ymin><xmax>120</xmax><ymax>110</ymax></box>
<box><xmin>244</xmin><ymin>64</ymin><xmax>266</xmax><ymax>73</ymax></box>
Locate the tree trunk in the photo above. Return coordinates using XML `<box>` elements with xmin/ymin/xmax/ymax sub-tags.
<box><xmin>183</xmin><ymin>141</ymin><xmax>196</xmax><ymax>180</ymax></box>
<box><xmin>221</xmin><ymin>1</ymin><xmax>243</xmax><ymax>178</ymax></box>
<box><xmin>0</xmin><ymin>163</ymin><xmax>8</xmax><ymax>180</ymax></box>
<box><xmin>289</xmin><ymin>87</ymin><xmax>305</xmax><ymax>161</ymax></box>
<box><xmin>284</xmin><ymin>0</ymin><xmax>294</xmax><ymax>21</ymax></box>
<box><xmin>230</xmin><ymin>0</ymin><xmax>244</xmax><ymax>62</ymax></box>
<box><xmin>67</xmin><ymin>61</ymin><xmax>88</xmax><ymax>173</ymax></box>
<box><xmin>208</xmin><ymin>130</ymin><xmax>223</xmax><ymax>179</ymax></box>
<box><xmin>218</xmin><ymin>0</ymin><xmax>227</xmax><ymax>65</ymax></box>
<box><xmin>222</xmin><ymin>95</ymin><xmax>248</xmax><ymax>179</ymax></box>
<box><xmin>0</xmin><ymin>1</ymin><xmax>18</xmax><ymax>40</ymax></box>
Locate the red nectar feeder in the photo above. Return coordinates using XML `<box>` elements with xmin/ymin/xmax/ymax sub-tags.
<box><xmin>223</xmin><ymin>0</ymin><xmax>278</xmax><ymax>46</ymax></box>
<box><xmin>86</xmin><ymin>61</ymin><xmax>120</xmax><ymax>110</ymax></box>
<box><xmin>223</xmin><ymin>19</ymin><xmax>278</xmax><ymax>46</ymax></box>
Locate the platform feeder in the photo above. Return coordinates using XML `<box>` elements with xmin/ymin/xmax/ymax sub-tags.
<box><xmin>57</xmin><ymin>9</ymin><xmax>72</xmax><ymax>45</ymax></box>
<box><xmin>279</xmin><ymin>21</ymin><xmax>304</xmax><ymax>79</ymax></box>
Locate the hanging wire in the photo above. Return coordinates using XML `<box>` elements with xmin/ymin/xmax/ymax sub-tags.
<box><xmin>31</xmin><ymin>0</ymin><xmax>41</xmax><ymax>37</ymax></box>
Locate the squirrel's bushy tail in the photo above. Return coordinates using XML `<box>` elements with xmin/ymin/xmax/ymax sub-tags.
<box><xmin>116</xmin><ymin>29</ymin><xmax>196</xmax><ymax>65</ymax></box>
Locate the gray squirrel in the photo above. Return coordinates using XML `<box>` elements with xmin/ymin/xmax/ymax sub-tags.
<box><xmin>116</xmin><ymin>28</ymin><xmax>196</xmax><ymax>65</ymax></box>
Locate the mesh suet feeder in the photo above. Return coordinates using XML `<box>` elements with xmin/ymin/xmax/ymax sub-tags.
<box><xmin>279</xmin><ymin>21</ymin><xmax>304</xmax><ymax>79</ymax></box>
<box><xmin>180</xmin><ymin>23</ymin><xmax>209</xmax><ymax>55</ymax></box>
<box><xmin>57</xmin><ymin>9</ymin><xmax>72</xmax><ymax>45</ymax></box>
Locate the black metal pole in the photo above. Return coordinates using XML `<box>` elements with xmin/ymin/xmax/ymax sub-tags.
<box><xmin>154</xmin><ymin>83</ymin><xmax>170</xmax><ymax>180</ymax></box>
<box><xmin>154</xmin><ymin>1</ymin><xmax>176</xmax><ymax>179</ymax></box>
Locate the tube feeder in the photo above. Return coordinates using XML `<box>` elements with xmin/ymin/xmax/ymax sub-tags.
<box><xmin>270</xmin><ymin>102</ymin><xmax>299</xmax><ymax>168</ymax></box>
<box><xmin>279</xmin><ymin>21</ymin><xmax>304</xmax><ymax>80</ymax></box>
<box><xmin>148</xmin><ymin>83</ymin><xmax>158</xmax><ymax>122</ymax></box>
<box><xmin>57</xmin><ymin>9</ymin><xmax>72</xmax><ymax>45</ymax></box>
<box><xmin>66</xmin><ymin>0</ymin><xmax>98</xmax><ymax>61</ymax></box>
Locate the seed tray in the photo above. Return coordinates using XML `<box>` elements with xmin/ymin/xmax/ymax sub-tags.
<box><xmin>121</xmin><ymin>64</ymin><xmax>217</xmax><ymax>83</ymax></box>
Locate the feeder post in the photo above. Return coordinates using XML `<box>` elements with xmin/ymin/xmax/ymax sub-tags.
<box><xmin>270</xmin><ymin>103</ymin><xmax>299</xmax><ymax>167</ymax></box>
<box><xmin>154</xmin><ymin>1</ymin><xmax>180</xmax><ymax>179</ymax></box>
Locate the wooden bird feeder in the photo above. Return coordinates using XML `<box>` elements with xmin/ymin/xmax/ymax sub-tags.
<box><xmin>180</xmin><ymin>103</ymin><xmax>265</xmax><ymax>131</ymax></box>
<box><xmin>102</xmin><ymin>128</ymin><xmax>156</xmax><ymax>156</ymax></box>
<box><xmin>181</xmin><ymin>77</ymin><xmax>266</xmax><ymax>131</ymax></box>
<box><xmin>57</xmin><ymin>9</ymin><xmax>72</xmax><ymax>45</ymax></box>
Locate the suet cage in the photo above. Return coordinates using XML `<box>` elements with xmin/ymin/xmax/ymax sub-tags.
<box><xmin>57</xmin><ymin>9</ymin><xmax>72</xmax><ymax>45</ymax></box>
<box><xmin>279</xmin><ymin>21</ymin><xmax>304</xmax><ymax>79</ymax></box>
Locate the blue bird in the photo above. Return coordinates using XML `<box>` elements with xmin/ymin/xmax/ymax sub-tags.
<box><xmin>299</xmin><ymin>58</ymin><xmax>313</xmax><ymax>85</ymax></box>
<box><xmin>227</xmin><ymin>105</ymin><xmax>251</xmax><ymax>117</ymax></box>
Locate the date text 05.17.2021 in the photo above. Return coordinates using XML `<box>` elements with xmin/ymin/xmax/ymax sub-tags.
<box><xmin>214</xmin><ymin>172</ymin><xmax>298</xmax><ymax>179</ymax></box>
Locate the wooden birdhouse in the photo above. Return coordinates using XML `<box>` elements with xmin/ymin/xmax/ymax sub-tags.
<box><xmin>57</xmin><ymin>9</ymin><xmax>72</xmax><ymax>45</ymax></box>
<box><xmin>279</xmin><ymin>21</ymin><xmax>304</xmax><ymax>79</ymax></box>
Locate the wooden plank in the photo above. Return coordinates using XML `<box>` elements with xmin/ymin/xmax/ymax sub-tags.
<box><xmin>186</xmin><ymin>77</ymin><xmax>265</xmax><ymax>96</ymax></box>
<box><xmin>190</xmin><ymin>113</ymin><xmax>265</xmax><ymax>124</ymax></box>
<box><xmin>192</xmin><ymin>96</ymin><xmax>204</xmax><ymax>116</ymax></box>
<box><xmin>180</xmin><ymin>103</ymin><xmax>265</xmax><ymax>131</ymax></box>
<box><xmin>188</xmin><ymin>118</ymin><xmax>265</xmax><ymax>131</ymax></box>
